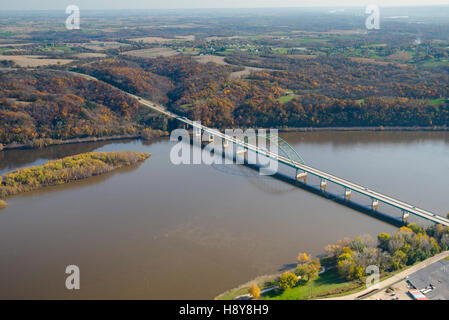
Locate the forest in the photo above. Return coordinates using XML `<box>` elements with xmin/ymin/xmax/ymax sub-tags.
<box><xmin>76</xmin><ymin>54</ymin><xmax>449</xmax><ymax>129</ymax></box>
<box><xmin>0</xmin><ymin>70</ymin><xmax>168</xmax><ymax>148</ymax></box>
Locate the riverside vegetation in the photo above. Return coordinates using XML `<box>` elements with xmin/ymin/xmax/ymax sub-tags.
<box><xmin>219</xmin><ymin>224</ymin><xmax>449</xmax><ymax>300</ymax></box>
<box><xmin>0</xmin><ymin>151</ymin><xmax>151</xmax><ymax>201</ymax></box>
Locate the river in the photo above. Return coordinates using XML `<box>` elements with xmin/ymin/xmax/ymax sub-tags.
<box><xmin>0</xmin><ymin>131</ymin><xmax>448</xmax><ymax>299</ymax></box>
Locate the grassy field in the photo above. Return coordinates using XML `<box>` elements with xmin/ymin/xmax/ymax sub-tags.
<box><xmin>121</xmin><ymin>47</ymin><xmax>179</xmax><ymax>58</ymax></box>
<box><xmin>272</xmin><ymin>48</ymin><xmax>291</xmax><ymax>55</ymax></box>
<box><xmin>39</xmin><ymin>45</ymin><xmax>73</xmax><ymax>54</ymax></box>
<box><xmin>261</xmin><ymin>269</ymin><xmax>361</xmax><ymax>300</ymax></box>
<box><xmin>417</xmin><ymin>97</ymin><xmax>448</xmax><ymax>105</ymax></box>
<box><xmin>216</xmin><ymin>255</ymin><xmax>429</xmax><ymax>301</ymax></box>
<box><xmin>215</xmin><ymin>275</ymin><xmax>279</xmax><ymax>300</ymax></box>
<box><xmin>416</xmin><ymin>58</ymin><xmax>449</xmax><ymax>67</ymax></box>
<box><xmin>0</xmin><ymin>47</ymin><xmax>12</xmax><ymax>55</ymax></box>
<box><xmin>427</xmin><ymin>97</ymin><xmax>448</xmax><ymax>105</ymax></box>
<box><xmin>278</xmin><ymin>95</ymin><xmax>297</xmax><ymax>104</ymax></box>
<box><xmin>0</xmin><ymin>55</ymin><xmax>73</xmax><ymax>67</ymax></box>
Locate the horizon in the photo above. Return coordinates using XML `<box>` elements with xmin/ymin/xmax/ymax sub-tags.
<box><xmin>1</xmin><ymin>0</ymin><xmax>449</xmax><ymax>11</ymax></box>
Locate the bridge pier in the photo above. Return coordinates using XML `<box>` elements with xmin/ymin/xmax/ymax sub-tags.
<box><xmin>402</xmin><ymin>211</ymin><xmax>410</xmax><ymax>224</ymax></box>
<box><xmin>236</xmin><ymin>148</ymin><xmax>248</xmax><ymax>163</ymax></box>
<box><xmin>371</xmin><ymin>199</ymin><xmax>379</xmax><ymax>211</ymax></box>
<box><xmin>344</xmin><ymin>189</ymin><xmax>352</xmax><ymax>201</ymax></box>
<box><xmin>320</xmin><ymin>180</ymin><xmax>327</xmax><ymax>192</ymax></box>
<box><xmin>236</xmin><ymin>148</ymin><xmax>247</xmax><ymax>155</ymax></box>
<box><xmin>223</xmin><ymin>140</ymin><xmax>229</xmax><ymax>149</ymax></box>
<box><xmin>194</xmin><ymin>128</ymin><xmax>202</xmax><ymax>138</ymax></box>
<box><xmin>296</xmin><ymin>170</ymin><xmax>308</xmax><ymax>183</ymax></box>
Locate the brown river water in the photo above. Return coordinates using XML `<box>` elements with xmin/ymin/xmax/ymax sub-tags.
<box><xmin>0</xmin><ymin>131</ymin><xmax>448</xmax><ymax>299</ymax></box>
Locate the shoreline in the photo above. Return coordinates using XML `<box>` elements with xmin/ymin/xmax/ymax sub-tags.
<box><xmin>2</xmin><ymin>126</ymin><xmax>447</xmax><ymax>152</ymax></box>
<box><xmin>0</xmin><ymin>130</ymin><xmax>169</xmax><ymax>151</ymax></box>
<box><xmin>216</xmin><ymin>252</ymin><xmax>449</xmax><ymax>300</ymax></box>
<box><xmin>1</xmin><ymin>135</ymin><xmax>140</xmax><ymax>151</ymax></box>
<box><xmin>277</xmin><ymin>125</ymin><xmax>449</xmax><ymax>133</ymax></box>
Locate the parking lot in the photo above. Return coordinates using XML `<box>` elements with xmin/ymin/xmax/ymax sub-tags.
<box><xmin>408</xmin><ymin>259</ymin><xmax>449</xmax><ymax>300</ymax></box>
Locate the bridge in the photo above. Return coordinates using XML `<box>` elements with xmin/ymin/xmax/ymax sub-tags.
<box><xmin>131</xmin><ymin>95</ymin><xmax>449</xmax><ymax>227</ymax></box>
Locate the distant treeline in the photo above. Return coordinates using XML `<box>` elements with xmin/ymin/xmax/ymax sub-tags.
<box><xmin>87</xmin><ymin>55</ymin><xmax>449</xmax><ymax>129</ymax></box>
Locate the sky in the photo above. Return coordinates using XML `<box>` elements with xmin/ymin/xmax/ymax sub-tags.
<box><xmin>1</xmin><ymin>0</ymin><xmax>449</xmax><ymax>11</ymax></box>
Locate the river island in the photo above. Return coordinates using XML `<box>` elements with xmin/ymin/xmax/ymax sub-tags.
<box><xmin>0</xmin><ymin>151</ymin><xmax>151</xmax><ymax>206</ymax></box>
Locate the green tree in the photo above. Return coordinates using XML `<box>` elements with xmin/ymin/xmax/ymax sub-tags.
<box><xmin>440</xmin><ymin>234</ymin><xmax>449</xmax><ymax>250</ymax></box>
<box><xmin>392</xmin><ymin>250</ymin><xmax>407</xmax><ymax>270</ymax></box>
<box><xmin>295</xmin><ymin>259</ymin><xmax>321</xmax><ymax>284</ymax></box>
<box><xmin>278</xmin><ymin>273</ymin><xmax>298</xmax><ymax>290</ymax></box>
<box><xmin>377</xmin><ymin>233</ymin><xmax>391</xmax><ymax>251</ymax></box>
<box><xmin>408</xmin><ymin>223</ymin><xmax>422</xmax><ymax>234</ymax></box>
<box><xmin>337</xmin><ymin>258</ymin><xmax>356</xmax><ymax>280</ymax></box>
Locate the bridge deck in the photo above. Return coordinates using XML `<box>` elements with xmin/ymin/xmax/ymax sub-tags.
<box><xmin>136</xmin><ymin>96</ymin><xmax>449</xmax><ymax>227</ymax></box>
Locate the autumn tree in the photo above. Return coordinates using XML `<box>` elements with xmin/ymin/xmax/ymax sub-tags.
<box><xmin>407</xmin><ymin>223</ymin><xmax>422</xmax><ymax>234</ymax></box>
<box><xmin>297</xmin><ymin>252</ymin><xmax>309</xmax><ymax>264</ymax></box>
<box><xmin>248</xmin><ymin>284</ymin><xmax>260</xmax><ymax>299</ymax></box>
<box><xmin>295</xmin><ymin>259</ymin><xmax>321</xmax><ymax>284</ymax></box>
<box><xmin>377</xmin><ymin>233</ymin><xmax>391</xmax><ymax>251</ymax></box>
<box><xmin>278</xmin><ymin>273</ymin><xmax>298</xmax><ymax>290</ymax></box>
<box><xmin>324</xmin><ymin>238</ymin><xmax>352</xmax><ymax>259</ymax></box>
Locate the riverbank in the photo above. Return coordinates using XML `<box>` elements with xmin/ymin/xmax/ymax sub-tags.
<box><xmin>215</xmin><ymin>258</ymin><xmax>363</xmax><ymax>300</ymax></box>
<box><xmin>3</xmin><ymin>125</ymin><xmax>446</xmax><ymax>153</ymax></box>
<box><xmin>216</xmin><ymin>224</ymin><xmax>449</xmax><ymax>300</ymax></box>
<box><xmin>0</xmin><ymin>151</ymin><xmax>151</xmax><ymax>199</ymax></box>
<box><xmin>215</xmin><ymin>257</ymin><xmax>438</xmax><ymax>301</ymax></box>
<box><xmin>0</xmin><ymin>130</ymin><xmax>167</xmax><ymax>151</ymax></box>
<box><xmin>215</xmin><ymin>262</ymin><xmax>363</xmax><ymax>300</ymax></box>
<box><xmin>278</xmin><ymin>125</ymin><xmax>449</xmax><ymax>133</ymax></box>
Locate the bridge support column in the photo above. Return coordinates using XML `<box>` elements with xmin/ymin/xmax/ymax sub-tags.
<box><xmin>194</xmin><ymin>128</ymin><xmax>202</xmax><ymax>138</ymax></box>
<box><xmin>296</xmin><ymin>171</ymin><xmax>308</xmax><ymax>183</ymax></box>
<box><xmin>236</xmin><ymin>148</ymin><xmax>248</xmax><ymax>163</ymax></box>
<box><xmin>402</xmin><ymin>211</ymin><xmax>410</xmax><ymax>224</ymax></box>
<box><xmin>320</xmin><ymin>180</ymin><xmax>327</xmax><ymax>192</ymax></box>
<box><xmin>236</xmin><ymin>149</ymin><xmax>247</xmax><ymax>156</ymax></box>
<box><xmin>223</xmin><ymin>140</ymin><xmax>229</xmax><ymax>149</ymax></box>
<box><xmin>371</xmin><ymin>199</ymin><xmax>379</xmax><ymax>211</ymax></box>
<box><xmin>344</xmin><ymin>189</ymin><xmax>352</xmax><ymax>201</ymax></box>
